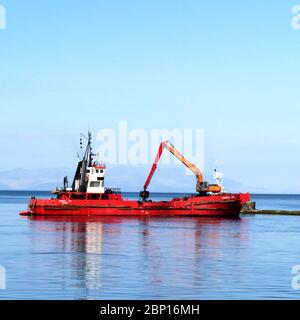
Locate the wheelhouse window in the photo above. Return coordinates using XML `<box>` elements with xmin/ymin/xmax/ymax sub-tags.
<box><xmin>89</xmin><ymin>181</ymin><xmax>101</xmax><ymax>188</ymax></box>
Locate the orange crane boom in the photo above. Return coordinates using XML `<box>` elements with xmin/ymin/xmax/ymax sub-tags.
<box><xmin>140</xmin><ymin>141</ymin><xmax>221</xmax><ymax>201</ymax></box>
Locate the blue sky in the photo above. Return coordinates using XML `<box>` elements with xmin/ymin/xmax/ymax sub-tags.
<box><xmin>0</xmin><ymin>0</ymin><xmax>300</xmax><ymax>192</ymax></box>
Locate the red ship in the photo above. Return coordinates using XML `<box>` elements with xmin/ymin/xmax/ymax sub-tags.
<box><xmin>20</xmin><ymin>132</ymin><xmax>250</xmax><ymax>217</ymax></box>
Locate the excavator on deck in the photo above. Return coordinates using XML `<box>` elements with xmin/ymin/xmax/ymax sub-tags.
<box><xmin>140</xmin><ymin>141</ymin><xmax>222</xmax><ymax>201</ymax></box>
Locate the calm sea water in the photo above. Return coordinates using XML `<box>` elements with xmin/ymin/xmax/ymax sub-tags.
<box><xmin>0</xmin><ymin>191</ymin><xmax>300</xmax><ymax>300</ymax></box>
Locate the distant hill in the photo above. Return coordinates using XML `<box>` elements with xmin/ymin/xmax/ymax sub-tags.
<box><xmin>0</xmin><ymin>167</ymin><xmax>72</xmax><ymax>191</ymax></box>
<box><xmin>0</xmin><ymin>165</ymin><xmax>274</xmax><ymax>193</ymax></box>
<box><xmin>222</xmin><ymin>178</ymin><xmax>270</xmax><ymax>194</ymax></box>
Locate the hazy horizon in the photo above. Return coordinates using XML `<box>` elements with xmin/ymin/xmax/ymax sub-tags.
<box><xmin>0</xmin><ymin>189</ymin><xmax>299</xmax><ymax>196</ymax></box>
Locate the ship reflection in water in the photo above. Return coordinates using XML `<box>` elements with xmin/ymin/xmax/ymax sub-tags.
<box><xmin>26</xmin><ymin>215</ymin><xmax>250</xmax><ymax>299</ymax></box>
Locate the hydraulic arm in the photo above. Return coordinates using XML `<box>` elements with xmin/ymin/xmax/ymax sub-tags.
<box><xmin>140</xmin><ymin>141</ymin><xmax>222</xmax><ymax>201</ymax></box>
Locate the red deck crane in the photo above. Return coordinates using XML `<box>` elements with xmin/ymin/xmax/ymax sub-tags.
<box><xmin>140</xmin><ymin>141</ymin><xmax>222</xmax><ymax>201</ymax></box>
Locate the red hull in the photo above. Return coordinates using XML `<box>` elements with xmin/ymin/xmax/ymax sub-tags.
<box><xmin>20</xmin><ymin>193</ymin><xmax>250</xmax><ymax>218</ymax></box>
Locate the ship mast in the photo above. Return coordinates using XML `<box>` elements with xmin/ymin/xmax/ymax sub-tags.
<box><xmin>78</xmin><ymin>131</ymin><xmax>93</xmax><ymax>192</ymax></box>
<box><xmin>71</xmin><ymin>131</ymin><xmax>94</xmax><ymax>192</ymax></box>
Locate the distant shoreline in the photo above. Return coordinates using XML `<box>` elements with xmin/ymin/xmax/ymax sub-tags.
<box><xmin>242</xmin><ymin>210</ymin><xmax>300</xmax><ymax>216</ymax></box>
